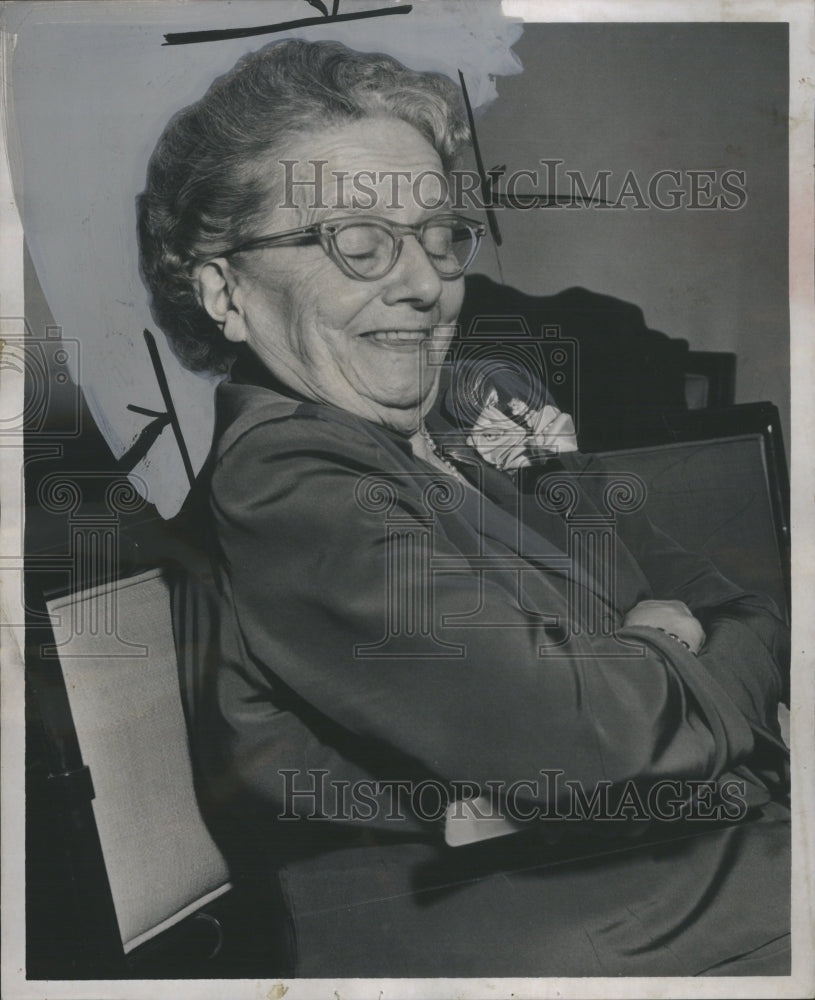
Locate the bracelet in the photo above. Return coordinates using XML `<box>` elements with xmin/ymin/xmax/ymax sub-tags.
<box><xmin>656</xmin><ymin>627</ymin><xmax>693</xmax><ymax>651</ymax></box>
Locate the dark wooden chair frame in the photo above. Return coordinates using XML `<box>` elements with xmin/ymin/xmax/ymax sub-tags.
<box><xmin>594</xmin><ymin>400</ymin><xmax>790</xmax><ymax>621</ymax></box>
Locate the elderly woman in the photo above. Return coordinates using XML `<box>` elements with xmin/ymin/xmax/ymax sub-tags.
<box><xmin>138</xmin><ymin>39</ymin><xmax>790</xmax><ymax>978</ymax></box>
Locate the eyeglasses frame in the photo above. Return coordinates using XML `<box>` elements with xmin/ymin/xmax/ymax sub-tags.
<box><xmin>218</xmin><ymin>212</ymin><xmax>487</xmax><ymax>282</ymax></box>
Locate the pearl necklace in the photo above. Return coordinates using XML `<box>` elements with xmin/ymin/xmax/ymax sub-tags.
<box><xmin>414</xmin><ymin>424</ymin><xmax>469</xmax><ymax>485</ymax></box>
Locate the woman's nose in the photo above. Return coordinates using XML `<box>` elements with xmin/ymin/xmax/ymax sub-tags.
<box><xmin>380</xmin><ymin>234</ymin><xmax>444</xmax><ymax>309</ymax></box>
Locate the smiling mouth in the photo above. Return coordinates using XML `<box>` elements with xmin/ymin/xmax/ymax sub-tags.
<box><xmin>362</xmin><ymin>330</ymin><xmax>430</xmax><ymax>347</ymax></box>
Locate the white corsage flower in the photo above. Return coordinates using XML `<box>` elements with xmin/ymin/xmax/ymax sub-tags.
<box><xmin>467</xmin><ymin>393</ymin><xmax>578</xmax><ymax>472</ymax></box>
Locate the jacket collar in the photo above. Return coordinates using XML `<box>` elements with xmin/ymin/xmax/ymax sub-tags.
<box><xmin>214</xmin><ymin>353</ymin><xmax>615</xmax><ymax>603</ymax></box>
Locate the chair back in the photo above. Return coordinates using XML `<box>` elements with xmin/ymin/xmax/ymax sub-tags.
<box><xmin>600</xmin><ymin>403</ymin><xmax>789</xmax><ymax>623</ymax></box>
<box><xmin>45</xmin><ymin>567</ymin><xmax>232</xmax><ymax>955</ymax></box>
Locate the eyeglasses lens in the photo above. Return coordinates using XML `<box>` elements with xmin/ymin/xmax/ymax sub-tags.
<box><xmin>333</xmin><ymin>225</ymin><xmax>392</xmax><ymax>278</ymax></box>
<box><xmin>333</xmin><ymin>221</ymin><xmax>475</xmax><ymax>279</ymax></box>
<box><xmin>422</xmin><ymin>222</ymin><xmax>474</xmax><ymax>275</ymax></box>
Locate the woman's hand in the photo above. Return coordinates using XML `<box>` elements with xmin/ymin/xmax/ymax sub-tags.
<box><xmin>467</xmin><ymin>399</ymin><xmax>579</xmax><ymax>472</ymax></box>
<box><xmin>622</xmin><ymin>599</ymin><xmax>706</xmax><ymax>654</ymax></box>
<box><xmin>524</xmin><ymin>404</ymin><xmax>578</xmax><ymax>458</ymax></box>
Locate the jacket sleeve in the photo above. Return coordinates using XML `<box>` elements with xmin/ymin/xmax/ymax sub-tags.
<box><xmin>209</xmin><ymin>412</ymin><xmax>767</xmax><ymax>809</ymax></box>
<box><xmin>590</xmin><ymin>452</ymin><xmax>790</xmax><ymax>736</ymax></box>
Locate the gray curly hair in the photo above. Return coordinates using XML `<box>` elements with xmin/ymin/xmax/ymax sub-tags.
<box><xmin>137</xmin><ymin>38</ymin><xmax>470</xmax><ymax>373</ymax></box>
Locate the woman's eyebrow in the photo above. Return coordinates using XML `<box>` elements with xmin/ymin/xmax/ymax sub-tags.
<box><xmin>269</xmin><ymin>202</ymin><xmax>332</xmax><ymax>229</ymax></box>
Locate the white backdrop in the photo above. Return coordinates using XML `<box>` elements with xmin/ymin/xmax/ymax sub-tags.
<box><xmin>6</xmin><ymin>0</ymin><xmax>522</xmax><ymax>515</ymax></box>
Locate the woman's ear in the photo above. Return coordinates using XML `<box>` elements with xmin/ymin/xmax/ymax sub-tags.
<box><xmin>197</xmin><ymin>260</ymin><xmax>247</xmax><ymax>343</ymax></box>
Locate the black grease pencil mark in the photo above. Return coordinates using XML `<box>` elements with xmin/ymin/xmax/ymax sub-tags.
<box><xmin>126</xmin><ymin>403</ymin><xmax>167</xmax><ymax>419</ymax></box>
<box><xmin>458</xmin><ymin>69</ymin><xmax>503</xmax><ymax>248</ymax></box>
<box><xmin>491</xmin><ymin>192</ymin><xmax>612</xmax><ymax>208</ymax></box>
<box><xmin>141</xmin><ymin>329</ymin><xmax>196</xmax><ymax>491</ymax></box>
<box><xmin>163</xmin><ymin>5</ymin><xmax>413</xmax><ymax>46</ymax></box>
<box><xmin>305</xmin><ymin>0</ymin><xmax>330</xmax><ymax>16</ymax></box>
<box><xmin>117</xmin><ymin>406</ymin><xmax>172</xmax><ymax>472</ymax></box>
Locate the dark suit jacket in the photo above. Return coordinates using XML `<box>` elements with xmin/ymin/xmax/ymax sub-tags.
<box><xmin>173</xmin><ymin>355</ymin><xmax>789</xmax><ymax>977</ymax></box>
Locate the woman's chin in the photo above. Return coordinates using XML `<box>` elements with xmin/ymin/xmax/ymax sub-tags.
<box><xmin>353</xmin><ymin>382</ymin><xmax>438</xmax><ymax>433</ymax></box>
<box><xmin>360</xmin><ymin>392</ymin><xmax>431</xmax><ymax>433</ymax></box>
<box><xmin>372</xmin><ymin>403</ymin><xmax>425</xmax><ymax>436</ymax></box>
